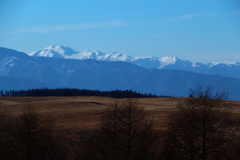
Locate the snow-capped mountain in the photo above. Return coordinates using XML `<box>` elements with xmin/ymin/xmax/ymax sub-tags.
<box><xmin>209</xmin><ymin>61</ymin><xmax>240</xmax><ymax>67</ymax></box>
<box><xmin>103</xmin><ymin>52</ymin><xmax>134</xmax><ymax>62</ymax></box>
<box><xmin>29</xmin><ymin>45</ymin><xmax>79</xmax><ymax>59</ymax></box>
<box><xmin>27</xmin><ymin>45</ymin><xmax>240</xmax><ymax>79</ymax></box>
<box><xmin>29</xmin><ymin>45</ymin><xmax>134</xmax><ymax>62</ymax></box>
<box><xmin>1</xmin><ymin>46</ymin><xmax>240</xmax><ymax>100</ymax></box>
<box><xmin>27</xmin><ymin>45</ymin><xmax>199</xmax><ymax>69</ymax></box>
<box><xmin>68</xmin><ymin>50</ymin><xmax>105</xmax><ymax>60</ymax></box>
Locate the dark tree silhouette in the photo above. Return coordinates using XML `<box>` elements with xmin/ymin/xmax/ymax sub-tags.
<box><xmin>8</xmin><ymin>106</ymin><xmax>68</xmax><ymax>160</ymax></box>
<box><xmin>1</xmin><ymin>88</ymin><xmax>161</xmax><ymax>98</ymax></box>
<box><xmin>84</xmin><ymin>98</ymin><xmax>160</xmax><ymax>160</ymax></box>
<box><xmin>163</xmin><ymin>85</ymin><xmax>234</xmax><ymax>160</ymax></box>
<box><xmin>0</xmin><ymin>106</ymin><xmax>14</xmax><ymax>159</ymax></box>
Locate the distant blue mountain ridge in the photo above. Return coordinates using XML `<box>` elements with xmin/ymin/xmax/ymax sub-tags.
<box><xmin>28</xmin><ymin>45</ymin><xmax>240</xmax><ymax>79</ymax></box>
<box><xmin>0</xmin><ymin>46</ymin><xmax>240</xmax><ymax>100</ymax></box>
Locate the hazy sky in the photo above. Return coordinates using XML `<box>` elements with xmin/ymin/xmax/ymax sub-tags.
<box><xmin>0</xmin><ymin>0</ymin><xmax>240</xmax><ymax>63</ymax></box>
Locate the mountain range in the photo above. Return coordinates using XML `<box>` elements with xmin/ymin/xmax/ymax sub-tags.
<box><xmin>29</xmin><ymin>45</ymin><xmax>240</xmax><ymax>79</ymax></box>
<box><xmin>1</xmin><ymin>46</ymin><xmax>240</xmax><ymax>100</ymax></box>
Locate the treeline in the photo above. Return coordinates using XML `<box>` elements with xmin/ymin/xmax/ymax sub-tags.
<box><xmin>0</xmin><ymin>88</ymin><xmax>169</xmax><ymax>98</ymax></box>
<box><xmin>0</xmin><ymin>85</ymin><xmax>239</xmax><ymax>160</ymax></box>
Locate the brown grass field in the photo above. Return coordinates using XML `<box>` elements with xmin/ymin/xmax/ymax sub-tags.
<box><xmin>0</xmin><ymin>96</ymin><xmax>240</xmax><ymax>131</ymax></box>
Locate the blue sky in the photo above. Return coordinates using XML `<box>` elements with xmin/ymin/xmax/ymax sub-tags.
<box><xmin>0</xmin><ymin>0</ymin><xmax>240</xmax><ymax>63</ymax></box>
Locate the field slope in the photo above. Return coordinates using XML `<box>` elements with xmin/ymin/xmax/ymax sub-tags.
<box><xmin>0</xmin><ymin>96</ymin><xmax>239</xmax><ymax>130</ymax></box>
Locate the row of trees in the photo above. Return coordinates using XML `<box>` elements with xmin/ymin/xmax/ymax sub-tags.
<box><xmin>0</xmin><ymin>85</ymin><xmax>239</xmax><ymax>159</ymax></box>
<box><xmin>0</xmin><ymin>88</ymin><xmax>163</xmax><ymax>98</ymax></box>
<box><xmin>0</xmin><ymin>106</ymin><xmax>68</xmax><ymax>159</ymax></box>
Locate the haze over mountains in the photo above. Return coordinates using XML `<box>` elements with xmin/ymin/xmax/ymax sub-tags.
<box><xmin>1</xmin><ymin>46</ymin><xmax>240</xmax><ymax>100</ymax></box>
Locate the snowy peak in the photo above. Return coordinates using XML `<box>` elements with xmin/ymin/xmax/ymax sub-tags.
<box><xmin>69</xmin><ymin>50</ymin><xmax>132</xmax><ymax>62</ymax></box>
<box><xmin>29</xmin><ymin>49</ymin><xmax>64</xmax><ymax>59</ymax></box>
<box><xmin>209</xmin><ymin>61</ymin><xmax>240</xmax><ymax>67</ymax></box>
<box><xmin>159</xmin><ymin>56</ymin><xmax>187</xmax><ymax>69</ymax></box>
<box><xmin>28</xmin><ymin>45</ymin><xmax>78</xmax><ymax>58</ymax></box>
<box><xmin>103</xmin><ymin>52</ymin><xmax>133</xmax><ymax>62</ymax></box>
<box><xmin>83</xmin><ymin>50</ymin><xmax>106</xmax><ymax>58</ymax></box>
<box><xmin>68</xmin><ymin>50</ymin><xmax>106</xmax><ymax>60</ymax></box>
<box><xmin>53</xmin><ymin>45</ymin><xmax>79</xmax><ymax>56</ymax></box>
<box><xmin>160</xmin><ymin>56</ymin><xmax>177</xmax><ymax>65</ymax></box>
<box><xmin>192</xmin><ymin>62</ymin><xmax>205</xmax><ymax>68</ymax></box>
<box><xmin>44</xmin><ymin>45</ymin><xmax>56</xmax><ymax>50</ymax></box>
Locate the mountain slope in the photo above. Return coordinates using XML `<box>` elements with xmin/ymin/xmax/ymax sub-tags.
<box><xmin>0</xmin><ymin>76</ymin><xmax>55</xmax><ymax>90</ymax></box>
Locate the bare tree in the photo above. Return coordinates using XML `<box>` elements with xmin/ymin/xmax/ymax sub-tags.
<box><xmin>38</xmin><ymin>117</ymin><xmax>69</xmax><ymax>160</ymax></box>
<box><xmin>9</xmin><ymin>105</ymin><xmax>68</xmax><ymax>160</ymax></box>
<box><xmin>163</xmin><ymin>85</ymin><xmax>234</xmax><ymax>160</ymax></box>
<box><xmin>85</xmin><ymin>98</ymin><xmax>160</xmax><ymax>160</ymax></box>
<box><xmin>14</xmin><ymin>106</ymin><xmax>42</xmax><ymax>159</ymax></box>
<box><xmin>0</xmin><ymin>105</ymin><xmax>14</xmax><ymax>159</ymax></box>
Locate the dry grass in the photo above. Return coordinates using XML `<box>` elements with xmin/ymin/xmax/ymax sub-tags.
<box><xmin>0</xmin><ymin>96</ymin><xmax>239</xmax><ymax>130</ymax></box>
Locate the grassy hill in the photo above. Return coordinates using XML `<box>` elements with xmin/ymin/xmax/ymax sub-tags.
<box><xmin>1</xmin><ymin>96</ymin><xmax>240</xmax><ymax>130</ymax></box>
